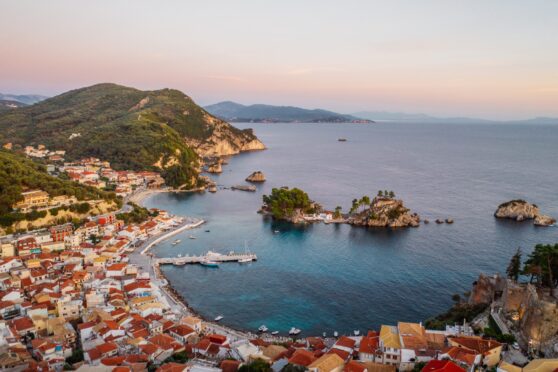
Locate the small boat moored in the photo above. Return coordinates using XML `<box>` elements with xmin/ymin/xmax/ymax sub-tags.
<box><xmin>214</xmin><ymin>315</ymin><xmax>224</xmax><ymax>321</ymax></box>
<box><xmin>200</xmin><ymin>260</ymin><xmax>219</xmax><ymax>268</ymax></box>
<box><xmin>289</xmin><ymin>327</ymin><xmax>301</xmax><ymax>335</ymax></box>
<box><xmin>353</xmin><ymin>330</ymin><xmax>360</xmax><ymax>336</ymax></box>
<box><xmin>188</xmin><ymin>235</ymin><xmax>196</xmax><ymax>239</ymax></box>
<box><xmin>171</xmin><ymin>239</ymin><xmax>181</xmax><ymax>245</ymax></box>
<box><xmin>333</xmin><ymin>331</ymin><xmax>339</xmax><ymax>337</ymax></box>
<box><xmin>271</xmin><ymin>331</ymin><xmax>279</xmax><ymax>335</ymax></box>
<box><xmin>258</xmin><ymin>325</ymin><xmax>268</xmax><ymax>332</ymax></box>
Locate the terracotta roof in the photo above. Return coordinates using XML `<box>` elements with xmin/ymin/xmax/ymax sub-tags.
<box><xmin>309</xmin><ymin>353</ymin><xmax>345</xmax><ymax>372</ymax></box>
<box><xmin>328</xmin><ymin>348</ymin><xmax>351</xmax><ymax>361</ymax></box>
<box><xmin>345</xmin><ymin>361</ymin><xmax>367</xmax><ymax>372</ymax></box>
<box><xmin>422</xmin><ymin>360</ymin><xmax>466</xmax><ymax>372</ymax></box>
<box><xmin>444</xmin><ymin>346</ymin><xmax>478</xmax><ymax>366</ymax></box>
<box><xmin>449</xmin><ymin>336</ymin><xmax>501</xmax><ymax>354</ymax></box>
<box><xmin>289</xmin><ymin>349</ymin><xmax>317</xmax><ymax>367</ymax></box>
<box><xmin>170</xmin><ymin>324</ymin><xmax>194</xmax><ymax>337</ymax></box>
<box><xmin>360</xmin><ymin>336</ymin><xmax>379</xmax><ymax>354</ymax></box>
<box><xmin>221</xmin><ymin>359</ymin><xmax>241</xmax><ymax>372</ymax></box>
<box><xmin>336</xmin><ymin>336</ymin><xmax>356</xmax><ymax>349</ymax></box>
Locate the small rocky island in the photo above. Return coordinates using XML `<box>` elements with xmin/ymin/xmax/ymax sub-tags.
<box><xmin>246</xmin><ymin>171</ymin><xmax>266</xmax><ymax>183</ymax></box>
<box><xmin>494</xmin><ymin>199</ymin><xmax>555</xmax><ymax>226</ymax></box>
<box><xmin>261</xmin><ymin>188</ymin><xmax>421</xmax><ymax>228</ymax></box>
<box><xmin>348</xmin><ymin>192</ymin><xmax>420</xmax><ymax>228</ymax></box>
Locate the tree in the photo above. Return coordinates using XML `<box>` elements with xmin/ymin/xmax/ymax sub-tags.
<box><xmin>389</xmin><ymin>191</ymin><xmax>395</xmax><ymax>198</ymax></box>
<box><xmin>239</xmin><ymin>359</ymin><xmax>271</xmax><ymax>372</ymax></box>
<box><xmin>523</xmin><ymin>243</ymin><xmax>558</xmax><ymax>295</ymax></box>
<box><xmin>350</xmin><ymin>199</ymin><xmax>359</xmax><ymax>214</ymax></box>
<box><xmin>361</xmin><ymin>195</ymin><xmax>370</xmax><ymax>211</ymax></box>
<box><xmin>89</xmin><ymin>234</ymin><xmax>100</xmax><ymax>245</ymax></box>
<box><xmin>506</xmin><ymin>247</ymin><xmax>522</xmax><ymax>282</ymax></box>
<box><xmin>333</xmin><ymin>206</ymin><xmax>342</xmax><ymax>219</ymax></box>
<box><xmin>377</xmin><ymin>190</ymin><xmax>383</xmax><ymax>197</ymax></box>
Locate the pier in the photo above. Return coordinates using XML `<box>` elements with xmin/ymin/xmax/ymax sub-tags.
<box><xmin>157</xmin><ymin>250</ymin><xmax>257</xmax><ymax>266</ymax></box>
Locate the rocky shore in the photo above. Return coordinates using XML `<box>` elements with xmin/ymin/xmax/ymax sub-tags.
<box><xmin>494</xmin><ymin>199</ymin><xmax>555</xmax><ymax>226</ymax></box>
<box><xmin>348</xmin><ymin>197</ymin><xmax>420</xmax><ymax>228</ymax></box>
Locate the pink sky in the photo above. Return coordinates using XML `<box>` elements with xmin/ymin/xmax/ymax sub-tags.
<box><xmin>1</xmin><ymin>0</ymin><xmax>557</xmax><ymax>120</ymax></box>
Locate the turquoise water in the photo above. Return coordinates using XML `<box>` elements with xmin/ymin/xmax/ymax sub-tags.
<box><xmin>145</xmin><ymin>122</ymin><xmax>558</xmax><ymax>336</ymax></box>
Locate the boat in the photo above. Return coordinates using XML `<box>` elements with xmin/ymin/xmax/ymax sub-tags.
<box><xmin>258</xmin><ymin>325</ymin><xmax>268</xmax><ymax>332</ymax></box>
<box><xmin>323</xmin><ymin>332</ymin><xmax>327</xmax><ymax>338</ymax></box>
<box><xmin>289</xmin><ymin>327</ymin><xmax>301</xmax><ymax>335</ymax></box>
<box><xmin>188</xmin><ymin>235</ymin><xmax>196</xmax><ymax>239</ymax></box>
<box><xmin>333</xmin><ymin>331</ymin><xmax>339</xmax><ymax>337</ymax></box>
<box><xmin>353</xmin><ymin>330</ymin><xmax>360</xmax><ymax>336</ymax></box>
<box><xmin>208</xmin><ymin>186</ymin><xmax>217</xmax><ymax>193</ymax></box>
<box><xmin>200</xmin><ymin>260</ymin><xmax>219</xmax><ymax>268</ymax></box>
<box><xmin>271</xmin><ymin>331</ymin><xmax>279</xmax><ymax>335</ymax></box>
<box><xmin>205</xmin><ymin>230</ymin><xmax>211</xmax><ymax>233</ymax></box>
<box><xmin>214</xmin><ymin>315</ymin><xmax>224</xmax><ymax>321</ymax></box>
<box><xmin>338</xmin><ymin>138</ymin><xmax>347</xmax><ymax>142</ymax></box>
<box><xmin>231</xmin><ymin>185</ymin><xmax>256</xmax><ymax>192</ymax></box>
<box><xmin>273</xmin><ymin>230</ymin><xmax>280</xmax><ymax>234</ymax></box>
<box><xmin>171</xmin><ymin>239</ymin><xmax>181</xmax><ymax>245</ymax></box>
<box><xmin>238</xmin><ymin>257</ymin><xmax>252</xmax><ymax>263</ymax></box>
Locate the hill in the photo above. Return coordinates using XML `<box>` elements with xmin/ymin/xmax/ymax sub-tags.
<box><xmin>0</xmin><ymin>83</ymin><xmax>264</xmax><ymax>188</ymax></box>
<box><xmin>205</xmin><ymin>101</ymin><xmax>373</xmax><ymax>123</ymax></box>
<box><xmin>0</xmin><ymin>149</ymin><xmax>117</xmax><ymax>228</ymax></box>
<box><xmin>0</xmin><ymin>93</ymin><xmax>48</xmax><ymax>105</ymax></box>
<box><xmin>0</xmin><ymin>99</ymin><xmax>28</xmax><ymax>111</ymax></box>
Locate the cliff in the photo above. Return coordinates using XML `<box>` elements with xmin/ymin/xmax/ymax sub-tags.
<box><xmin>349</xmin><ymin>197</ymin><xmax>420</xmax><ymax>228</ymax></box>
<box><xmin>495</xmin><ymin>200</ymin><xmax>555</xmax><ymax>226</ymax></box>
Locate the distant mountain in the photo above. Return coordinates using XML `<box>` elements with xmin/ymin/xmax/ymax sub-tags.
<box><xmin>352</xmin><ymin>111</ymin><xmax>558</xmax><ymax>124</ymax></box>
<box><xmin>205</xmin><ymin>101</ymin><xmax>373</xmax><ymax>123</ymax></box>
<box><xmin>0</xmin><ymin>93</ymin><xmax>48</xmax><ymax>105</ymax></box>
<box><xmin>0</xmin><ymin>99</ymin><xmax>28</xmax><ymax>111</ymax></box>
<box><xmin>0</xmin><ymin>83</ymin><xmax>264</xmax><ymax>188</ymax></box>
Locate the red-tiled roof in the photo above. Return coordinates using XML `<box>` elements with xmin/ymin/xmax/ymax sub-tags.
<box><xmin>422</xmin><ymin>360</ymin><xmax>466</xmax><ymax>372</ymax></box>
<box><xmin>289</xmin><ymin>349</ymin><xmax>317</xmax><ymax>367</ymax></box>
<box><xmin>345</xmin><ymin>361</ymin><xmax>367</xmax><ymax>372</ymax></box>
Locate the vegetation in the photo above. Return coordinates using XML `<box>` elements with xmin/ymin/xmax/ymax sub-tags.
<box><xmin>262</xmin><ymin>187</ymin><xmax>315</xmax><ymax>220</ymax></box>
<box><xmin>0</xmin><ymin>83</ymin><xmax>260</xmax><ymax>188</ymax></box>
<box><xmin>333</xmin><ymin>206</ymin><xmax>342</xmax><ymax>219</ymax></box>
<box><xmin>506</xmin><ymin>247</ymin><xmax>522</xmax><ymax>282</ymax></box>
<box><xmin>116</xmin><ymin>202</ymin><xmax>157</xmax><ymax>225</ymax></box>
<box><xmin>238</xmin><ymin>359</ymin><xmax>271</xmax><ymax>372</ymax></box>
<box><xmin>281</xmin><ymin>364</ymin><xmax>308</xmax><ymax>372</ymax></box>
<box><xmin>0</xmin><ymin>149</ymin><xmax>115</xmax><ymax>227</ymax></box>
<box><xmin>424</xmin><ymin>293</ymin><xmax>488</xmax><ymax>330</ymax></box>
<box><xmin>484</xmin><ymin>315</ymin><xmax>516</xmax><ymax>343</ymax></box>
<box><xmin>522</xmin><ymin>243</ymin><xmax>558</xmax><ymax>295</ymax></box>
<box><xmin>65</xmin><ymin>348</ymin><xmax>84</xmax><ymax>364</ymax></box>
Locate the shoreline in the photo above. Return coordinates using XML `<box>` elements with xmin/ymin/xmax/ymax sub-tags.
<box><xmin>128</xmin><ymin>188</ymin><xmax>293</xmax><ymax>342</ymax></box>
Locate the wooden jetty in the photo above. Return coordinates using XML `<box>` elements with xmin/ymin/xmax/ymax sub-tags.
<box><xmin>157</xmin><ymin>250</ymin><xmax>257</xmax><ymax>266</ymax></box>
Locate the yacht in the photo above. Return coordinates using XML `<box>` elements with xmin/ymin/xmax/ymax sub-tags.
<box><xmin>171</xmin><ymin>239</ymin><xmax>181</xmax><ymax>245</ymax></box>
<box><xmin>271</xmin><ymin>331</ymin><xmax>279</xmax><ymax>335</ymax></box>
<box><xmin>289</xmin><ymin>327</ymin><xmax>301</xmax><ymax>335</ymax></box>
<box><xmin>238</xmin><ymin>257</ymin><xmax>252</xmax><ymax>263</ymax></box>
<box><xmin>214</xmin><ymin>315</ymin><xmax>224</xmax><ymax>321</ymax></box>
<box><xmin>353</xmin><ymin>330</ymin><xmax>360</xmax><ymax>336</ymax></box>
<box><xmin>188</xmin><ymin>235</ymin><xmax>196</xmax><ymax>239</ymax></box>
<box><xmin>258</xmin><ymin>325</ymin><xmax>268</xmax><ymax>332</ymax></box>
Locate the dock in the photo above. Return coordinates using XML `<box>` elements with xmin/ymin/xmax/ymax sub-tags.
<box><xmin>157</xmin><ymin>250</ymin><xmax>257</xmax><ymax>266</ymax></box>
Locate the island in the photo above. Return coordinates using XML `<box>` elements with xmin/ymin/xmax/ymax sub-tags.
<box><xmin>495</xmin><ymin>199</ymin><xmax>555</xmax><ymax>226</ymax></box>
<box><xmin>261</xmin><ymin>188</ymin><xmax>421</xmax><ymax>228</ymax></box>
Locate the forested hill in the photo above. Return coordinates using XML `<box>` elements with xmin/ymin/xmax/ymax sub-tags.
<box><xmin>0</xmin><ymin>149</ymin><xmax>116</xmax><ymax>217</ymax></box>
<box><xmin>0</xmin><ymin>83</ymin><xmax>264</xmax><ymax>188</ymax></box>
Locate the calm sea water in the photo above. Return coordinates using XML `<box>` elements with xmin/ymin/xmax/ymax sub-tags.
<box><xmin>145</xmin><ymin>122</ymin><xmax>558</xmax><ymax>336</ymax></box>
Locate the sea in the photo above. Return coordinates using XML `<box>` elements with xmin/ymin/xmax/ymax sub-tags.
<box><xmin>144</xmin><ymin>122</ymin><xmax>558</xmax><ymax>336</ymax></box>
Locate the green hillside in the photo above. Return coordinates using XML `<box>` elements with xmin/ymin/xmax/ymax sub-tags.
<box><xmin>0</xmin><ymin>149</ymin><xmax>117</xmax><ymax>226</ymax></box>
<box><xmin>0</xmin><ymin>83</ymin><xmax>260</xmax><ymax>188</ymax></box>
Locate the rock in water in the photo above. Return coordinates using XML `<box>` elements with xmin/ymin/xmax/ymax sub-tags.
<box><xmin>494</xmin><ymin>200</ymin><xmax>539</xmax><ymax>221</ymax></box>
<box><xmin>246</xmin><ymin>171</ymin><xmax>266</xmax><ymax>183</ymax></box>
<box><xmin>207</xmin><ymin>161</ymin><xmax>223</xmax><ymax>174</ymax></box>
<box><xmin>534</xmin><ymin>214</ymin><xmax>556</xmax><ymax>227</ymax></box>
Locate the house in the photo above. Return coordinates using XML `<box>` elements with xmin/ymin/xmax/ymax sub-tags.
<box><xmin>359</xmin><ymin>333</ymin><xmax>380</xmax><ymax>362</ymax></box>
<box><xmin>50</xmin><ymin>223</ymin><xmax>74</xmax><ymax>242</ymax></box>
<box><xmin>289</xmin><ymin>349</ymin><xmax>317</xmax><ymax>367</ymax></box>
<box><xmin>521</xmin><ymin>358</ymin><xmax>558</xmax><ymax>372</ymax></box>
<box><xmin>106</xmin><ymin>263</ymin><xmax>127</xmax><ymax>277</ymax></box>
<box><xmin>13</xmin><ymin>190</ymin><xmax>50</xmax><ymax>212</ymax></box>
<box><xmin>379</xmin><ymin>325</ymin><xmax>401</xmax><ymax>366</ymax></box>
<box><xmin>447</xmin><ymin>336</ymin><xmax>502</xmax><ymax>368</ymax></box>
<box><xmin>169</xmin><ymin>324</ymin><xmax>196</xmax><ymax>343</ymax></box>
<box><xmin>308</xmin><ymin>353</ymin><xmax>345</xmax><ymax>372</ymax></box>
<box><xmin>180</xmin><ymin>316</ymin><xmax>203</xmax><ymax>333</ymax></box>
<box><xmin>1</xmin><ymin>243</ymin><xmax>15</xmax><ymax>258</ymax></box>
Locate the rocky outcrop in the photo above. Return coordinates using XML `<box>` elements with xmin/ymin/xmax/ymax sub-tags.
<box><xmin>495</xmin><ymin>200</ymin><xmax>539</xmax><ymax>221</ymax></box>
<box><xmin>246</xmin><ymin>171</ymin><xmax>266</xmax><ymax>183</ymax></box>
<box><xmin>206</xmin><ymin>160</ymin><xmax>222</xmax><ymax>174</ymax></box>
<box><xmin>186</xmin><ymin>114</ymin><xmax>266</xmax><ymax>157</ymax></box>
<box><xmin>495</xmin><ymin>200</ymin><xmax>555</xmax><ymax>226</ymax></box>
<box><xmin>349</xmin><ymin>197</ymin><xmax>420</xmax><ymax>228</ymax></box>
<box><xmin>468</xmin><ymin>273</ymin><xmax>506</xmax><ymax>305</ymax></box>
<box><xmin>534</xmin><ymin>214</ymin><xmax>556</xmax><ymax>227</ymax></box>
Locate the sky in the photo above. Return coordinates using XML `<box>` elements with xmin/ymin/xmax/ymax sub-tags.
<box><xmin>1</xmin><ymin>0</ymin><xmax>557</xmax><ymax>120</ymax></box>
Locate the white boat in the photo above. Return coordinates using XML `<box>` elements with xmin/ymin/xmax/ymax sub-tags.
<box><xmin>238</xmin><ymin>257</ymin><xmax>252</xmax><ymax>263</ymax></box>
<box><xmin>214</xmin><ymin>315</ymin><xmax>224</xmax><ymax>321</ymax></box>
<box><xmin>171</xmin><ymin>239</ymin><xmax>181</xmax><ymax>245</ymax></box>
<box><xmin>273</xmin><ymin>230</ymin><xmax>280</xmax><ymax>234</ymax></box>
<box><xmin>271</xmin><ymin>331</ymin><xmax>279</xmax><ymax>335</ymax></box>
<box><xmin>188</xmin><ymin>235</ymin><xmax>196</xmax><ymax>239</ymax></box>
<box><xmin>258</xmin><ymin>325</ymin><xmax>268</xmax><ymax>332</ymax></box>
<box><xmin>333</xmin><ymin>331</ymin><xmax>339</xmax><ymax>337</ymax></box>
<box><xmin>289</xmin><ymin>327</ymin><xmax>301</xmax><ymax>335</ymax></box>
<box><xmin>353</xmin><ymin>330</ymin><xmax>360</xmax><ymax>336</ymax></box>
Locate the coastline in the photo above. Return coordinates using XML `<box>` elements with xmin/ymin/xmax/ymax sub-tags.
<box><xmin>128</xmin><ymin>188</ymin><xmax>291</xmax><ymax>342</ymax></box>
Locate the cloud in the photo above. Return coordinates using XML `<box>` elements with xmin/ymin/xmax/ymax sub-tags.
<box><xmin>205</xmin><ymin>75</ymin><xmax>245</xmax><ymax>82</ymax></box>
<box><xmin>285</xmin><ymin>67</ymin><xmax>345</xmax><ymax>76</ymax></box>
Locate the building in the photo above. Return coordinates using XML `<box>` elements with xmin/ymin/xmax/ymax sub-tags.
<box><xmin>50</xmin><ymin>223</ymin><xmax>74</xmax><ymax>242</ymax></box>
<box><xmin>13</xmin><ymin>190</ymin><xmax>50</xmax><ymax>212</ymax></box>
<box><xmin>379</xmin><ymin>325</ymin><xmax>401</xmax><ymax>367</ymax></box>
